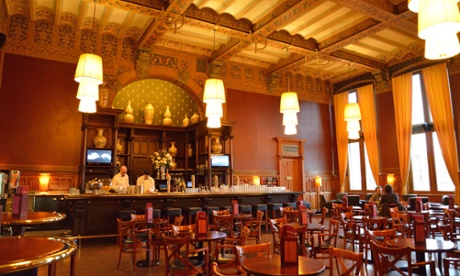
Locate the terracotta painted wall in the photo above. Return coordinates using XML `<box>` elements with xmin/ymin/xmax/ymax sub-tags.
<box><xmin>0</xmin><ymin>54</ymin><xmax>82</xmax><ymax>167</ymax></box>
<box><xmin>226</xmin><ymin>89</ymin><xmax>335</xmax><ymax>175</ymax></box>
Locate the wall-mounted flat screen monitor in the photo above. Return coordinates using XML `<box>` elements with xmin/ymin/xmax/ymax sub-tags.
<box><xmin>86</xmin><ymin>148</ymin><xmax>113</xmax><ymax>166</ymax></box>
<box><xmin>211</xmin><ymin>154</ymin><xmax>230</xmax><ymax>167</ymax></box>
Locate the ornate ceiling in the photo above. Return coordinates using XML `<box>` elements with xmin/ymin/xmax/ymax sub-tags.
<box><xmin>2</xmin><ymin>0</ymin><xmax>426</xmax><ymax>85</ymax></box>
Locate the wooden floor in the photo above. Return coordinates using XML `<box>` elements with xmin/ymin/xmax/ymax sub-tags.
<box><xmin>26</xmin><ymin>218</ymin><xmax>458</xmax><ymax>276</ymax></box>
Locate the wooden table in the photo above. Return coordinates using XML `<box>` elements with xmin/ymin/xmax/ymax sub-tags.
<box><xmin>0</xmin><ymin>236</ymin><xmax>77</xmax><ymax>275</ymax></box>
<box><xmin>1</xmin><ymin>211</ymin><xmax>66</xmax><ymax>235</ymax></box>
<box><xmin>386</xmin><ymin>238</ymin><xmax>457</xmax><ymax>275</ymax></box>
<box><xmin>242</xmin><ymin>255</ymin><xmax>325</xmax><ymax>276</ymax></box>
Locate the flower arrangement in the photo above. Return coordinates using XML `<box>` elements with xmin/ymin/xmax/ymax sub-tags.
<box><xmin>150</xmin><ymin>149</ymin><xmax>174</xmax><ymax>169</ymax></box>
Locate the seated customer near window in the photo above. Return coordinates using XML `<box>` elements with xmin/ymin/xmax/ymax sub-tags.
<box><xmin>379</xmin><ymin>184</ymin><xmax>404</xmax><ymax>217</ymax></box>
<box><xmin>369</xmin><ymin>186</ymin><xmax>382</xmax><ymax>204</ymax></box>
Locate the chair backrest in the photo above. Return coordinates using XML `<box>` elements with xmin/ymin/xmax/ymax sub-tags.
<box><xmin>390</xmin><ymin>211</ymin><xmax>409</xmax><ymax>237</ymax></box>
<box><xmin>213</xmin><ymin>213</ymin><xmax>233</xmax><ymax>236</ymax></box>
<box><xmin>329</xmin><ymin>247</ymin><xmax>363</xmax><ymax>276</ymax></box>
<box><xmin>213</xmin><ymin>209</ymin><xmax>230</xmax><ymax>216</ymax></box>
<box><xmin>235</xmin><ymin>242</ymin><xmax>271</xmax><ymax>268</ymax></box>
<box><xmin>162</xmin><ymin>234</ymin><xmax>200</xmax><ymax>274</ymax></box>
<box><xmin>370</xmin><ymin>240</ymin><xmax>412</xmax><ymax>276</ymax></box>
<box><xmin>366</xmin><ymin>228</ymin><xmax>397</xmax><ymax>246</ymax></box>
<box><xmin>239</xmin><ymin>226</ymin><xmax>251</xmax><ymax>245</ymax></box>
<box><xmin>173</xmin><ymin>214</ymin><xmax>184</xmax><ymax>226</ymax></box>
<box><xmin>283</xmin><ymin>208</ymin><xmax>299</xmax><ymax>223</ymax></box>
<box><xmin>319</xmin><ymin>207</ymin><xmax>328</xmax><ymax>225</ymax></box>
<box><xmin>172</xmin><ymin>224</ymin><xmax>196</xmax><ymax>236</ymax></box>
<box><xmin>212</xmin><ymin>262</ymin><xmax>243</xmax><ymax>276</ymax></box>
<box><xmin>362</xmin><ymin>217</ymin><xmax>388</xmax><ymax>231</ymax></box>
<box><xmin>269</xmin><ymin>218</ymin><xmax>286</xmax><ymax>254</ymax></box>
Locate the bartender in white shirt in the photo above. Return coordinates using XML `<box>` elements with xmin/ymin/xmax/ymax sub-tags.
<box><xmin>111</xmin><ymin>165</ymin><xmax>130</xmax><ymax>193</ymax></box>
<box><xmin>136</xmin><ymin>170</ymin><xmax>155</xmax><ymax>193</ymax></box>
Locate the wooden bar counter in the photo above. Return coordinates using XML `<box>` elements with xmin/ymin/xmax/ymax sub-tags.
<box><xmin>65</xmin><ymin>191</ymin><xmax>301</xmax><ymax>236</ymax></box>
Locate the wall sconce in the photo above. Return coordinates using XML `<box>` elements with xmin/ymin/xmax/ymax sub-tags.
<box><xmin>315</xmin><ymin>176</ymin><xmax>322</xmax><ymax>187</ymax></box>
<box><xmin>387</xmin><ymin>174</ymin><xmax>395</xmax><ymax>185</ymax></box>
<box><xmin>39</xmin><ymin>173</ymin><xmax>50</xmax><ymax>192</ymax></box>
<box><xmin>252</xmin><ymin>176</ymin><xmax>260</xmax><ymax>185</ymax></box>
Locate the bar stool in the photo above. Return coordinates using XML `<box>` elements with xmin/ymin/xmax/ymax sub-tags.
<box><xmin>164</xmin><ymin>207</ymin><xmax>182</xmax><ymax>224</ymax></box>
<box><xmin>203</xmin><ymin>206</ymin><xmax>220</xmax><ymax>224</ymax></box>
<box><xmin>152</xmin><ymin>208</ymin><xmax>161</xmax><ymax>219</ymax></box>
<box><xmin>118</xmin><ymin>209</ymin><xmax>135</xmax><ymax>221</ymax></box>
<box><xmin>267</xmin><ymin>203</ymin><xmax>283</xmax><ymax>218</ymax></box>
<box><xmin>252</xmin><ymin>204</ymin><xmax>268</xmax><ymax>233</ymax></box>
<box><xmin>283</xmin><ymin>202</ymin><xmax>297</xmax><ymax>209</ymax></box>
<box><xmin>239</xmin><ymin>205</ymin><xmax>252</xmax><ymax>216</ymax></box>
<box><xmin>183</xmin><ymin>207</ymin><xmax>202</xmax><ymax>224</ymax></box>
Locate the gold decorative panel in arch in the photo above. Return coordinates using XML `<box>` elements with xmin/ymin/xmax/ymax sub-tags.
<box><xmin>112</xmin><ymin>79</ymin><xmax>201</xmax><ymax>126</ymax></box>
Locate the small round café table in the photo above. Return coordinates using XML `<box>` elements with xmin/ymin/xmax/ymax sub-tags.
<box><xmin>0</xmin><ymin>236</ymin><xmax>77</xmax><ymax>276</ymax></box>
<box><xmin>1</xmin><ymin>211</ymin><xmax>66</xmax><ymax>235</ymax></box>
<box><xmin>386</xmin><ymin>238</ymin><xmax>457</xmax><ymax>275</ymax></box>
<box><xmin>243</xmin><ymin>255</ymin><xmax>325</xmax><ymax>276</ymax></box>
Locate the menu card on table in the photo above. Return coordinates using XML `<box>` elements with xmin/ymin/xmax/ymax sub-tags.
<box><xmin>413</xmin><ymin>214</ymin><xmax>426</xmax><ymax>244</ymax></box>
<box><xmin>196</xmin><ymin>211</ymin><xmax>208</xmax><ymax>235</ymax></box>
<box><xmin>12</xmin><ymin>185</ymin><xmax>28</xmax><ymax>218</ymax></box>
<box><xmin>280</xmin><ymin>225</ymin><xmax>299</xmax><ymax>266</ymax></box>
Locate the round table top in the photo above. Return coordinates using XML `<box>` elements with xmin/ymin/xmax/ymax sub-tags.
<box><xmin>0</xmin><ymin>236</ymin><xmax>77</xmax><ymax>273</ymax></box>
<box><xmin>386</xmin><ymin>238</ymin><xmax>457</xmax><ymax>252</ymax></box>
<box><xmin>187</xmin><ymin>230</ymin><xmax>227</xmax><ymax>242</ymax></box>
<box><xmin>243</xmin><ymin>255</ymin><xmax>325</xmax><ymax>276</ymax></box>
<box><xmin>1</xmin><ymin>211</ymin><xmax>66</xmax><ymax>226</ymax></box>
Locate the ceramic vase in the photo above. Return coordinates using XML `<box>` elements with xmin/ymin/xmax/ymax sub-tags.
<box><xmin>123</xmin><ymin>101</ymin><xmax>134</xmax><ymax>123</ymax></box>
<box><xmin>144</xmin><ymin>103</ymin><xmax>154</xmax><ymax>125</ymax></box>
<box><xmin>182</xmin><ymin>114</ymin><xmax>190</xmax><ymax>127</ymax></box>
<box><xmin>211</xmin><ymin>137</ymin><xmax>223</xmax><ymax>154</ymax></box>
<box><xmin>162</xmin><ymin>105</ymin><xmax>173</xmax><ymax>126</ymax></box>
<box><xmin>168</xmin><ymin>141</ymin><xmax>178</xmax><ymax>157</ymax></box>
<box><xmin>93</xmin><ymin>129</ymin><xmax>107</xmax><ymax>148</ymax></box>
<box><xmin>116</xmin><ymin>138</ymin><xmax>123</xmax><ymax>154</ymax></box>
<box><xmin>187</xmin><ymin>144</ymin><xmax>193</xmax><ymax>158</ymax></box>
<box><xmin>191</xmin><ymin>112</ymin><xmax>199</xmax><ymax>124</ymax></box>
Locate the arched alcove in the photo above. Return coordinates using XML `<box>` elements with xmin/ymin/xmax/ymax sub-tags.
<box><xmin>112</xmin><ymin>79</ymin><xmax>203</xmax><ymax>126</ymax></box>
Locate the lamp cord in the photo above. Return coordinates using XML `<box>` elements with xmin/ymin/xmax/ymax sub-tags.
<box><xmin>91</xmin><ymin>0</ymin><xmax>97</xmax><ymax>54</ymax></box>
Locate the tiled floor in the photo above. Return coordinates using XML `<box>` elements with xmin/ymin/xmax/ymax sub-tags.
<box><xmin>26</xmin><ymin>219</ymin><xmax>458</xmax><ymax>276</ymax></box>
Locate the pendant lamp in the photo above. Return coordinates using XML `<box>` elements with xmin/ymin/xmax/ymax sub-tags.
<box><xmin>78</xmin><ymin>97</ymin><xmax>97</xmax><ymax>113</ymax></box>
<box><xmin>425</xmin><ymin>32</ymin><xmax>460</xmax><ymax>60</ymax></box>
<box><xmin>284</xmin><ymin>124</ymin><xmax>297</xmax><ymax>135</ymax></box>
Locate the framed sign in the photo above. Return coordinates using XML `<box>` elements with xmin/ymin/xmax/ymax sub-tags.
<box><xmin>275</xmin><ymin>138</ymin><xmax>306</xmax><ymax>157</ymax></box>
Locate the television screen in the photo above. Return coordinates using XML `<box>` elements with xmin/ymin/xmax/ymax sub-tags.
<box><xmin>211</xmin><ymin>154</ymin><xmax>229</xmax><ymax>167</ymax></box>
<box><xmin>86</xmin><ymin>148</ymin><xmax>113</xmax><ymax>165</ymax></box>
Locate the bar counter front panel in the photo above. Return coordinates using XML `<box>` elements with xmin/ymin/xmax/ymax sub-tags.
<box><xmin>65</xmin><ymin>191</ymin><xmax>301</xmax><ymax>236</ymax></box>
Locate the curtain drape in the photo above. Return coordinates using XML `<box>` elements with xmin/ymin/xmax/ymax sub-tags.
<box><xmin>357</xmin><ymin>84</ymin><xmax>380</xmax><ymax>186</ymax></box>
<box><xmin>334</xmin><ymin>93</ymin><xmax>349</xmax><ymax>192</ymax></box>
<box><xmin>422</xmin><ymin>63</ymin><xmax>460</xmax><ymax>205</ymax></box>
<box><xmin>391</xmin><ymin>73</ymin><xmax>412</xmax><ymax>195</ymax></box>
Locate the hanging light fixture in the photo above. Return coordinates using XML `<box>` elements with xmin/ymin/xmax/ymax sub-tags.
<box><xmin>410</xmin><ymin>0</ymin><xmax>460</xmax><ymax>59</ymax></box>
<box><xmin>203</xmin><ymin>28</ymin><xmax>225</xmax><ymax>128</ymax></box>
<box><xmin>284</xmin><ymin>124</ymin><xmax>297</xmax><ymax>135</ymax></box>
<box><xmin>74</xmin><ymin>0</ymin><xmax>103</xmax><ymax>113</ymax></box>
<box><xmin>346</xmin><ymin>119</ymin><xmax>361</xmax><ymax>139</ymax></box>
<box><xmin>344</xmin><ymin>103</ymin><xmax>361</xmax><ymax>121</ymax></box>
<box><xmin>279</xmin><ymin>66</ymin><xmax>300</xmax><ymax>135</ymax></box>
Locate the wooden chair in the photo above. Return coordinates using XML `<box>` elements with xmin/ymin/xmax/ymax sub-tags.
<box><xmin>390</xmin><ymin>210</ymin><xmax>410</xmax><ymax>238</ymax></box>
<box><xmin>364</xmin><ymin>229</ymin><xmax>398</xmax><ymax>269</ymax></box>
<box><xmin>116</xmin><ymin>218</ymin><xmax>150</xmax><ymax>272</ymax></box>
<box><xmin>245</xmin><ymin>210</ymin><xmax>264</xmax><ymax>244</ymax></box>
<box><xmin>213</xmin><ymin>213</ymin><xmax>234</xmax><ymax>238</ymax></box>
<box><xmin>444</xmin><ymin>257</ymin><xmax>460</xmax><ymax>276</ymax></box>
<box><xmin>162</xmin><ymin>234</ymin><xmax>209</xmax><ymax>276</ymax></box>
<box><xmin>318</xmin><ymin>207</ymin><xmax>328</xmax><ymax>225</ymax></box>
<box><xmin>269</xmin><ymin>217</ymin><xmax>286</xmax><ymax>254</ymax></box>
<box><xmin>283</xmin><ymin>208</ymin><xmax>300</xmax><ymax>223</ymax></box>
<box><xmin>214</xmin><ymin>226</ymin><xmax>251</xmax><ymax>273</ymax></box>
<box><xmin>235</xmin><ymin>242</ymin><xmax>271</xmax><ymax>271</ymax></box>
<box><xmin>341</xmin><ymin>212</ymin><xmax>360</xmax><ymax>252</ymax></box>
<box><xmin>212</xmin><ymin>262</ymin><xmax>246</xmax><ymax>276</ymax></box>
<box><xmin>370</xmin><ymin>240</ymin><xmax>412</xmax><ymax>276</ymax></box>
<box><xmin>173</xmin><ymin>214</ymin><xmax>184</xmax><ymax>226</ymax></box>
<box><xmin>172</xmin><ymin>224</ymin><xmax>196</xmax><ymax>236</ymax></box>
<box><xmin>310</xmin><ymin>218</ymin><xmax>340</xmax><ymax>260</ymax></box>
<box><xmin>328</xmin><ymin>247</ymin><xmax>363</xmax><ymax>276</ymax></box>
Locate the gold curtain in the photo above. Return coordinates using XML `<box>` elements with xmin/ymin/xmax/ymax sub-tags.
<box><xmin>334</xmin><ymin>93</ymin><xmax>349</xmax><ymax>192</ymax></box>
<box><xmin>422</xmin><ymin>63</ymin><xmax>460</xmax><ymax>205</ymax></box>
<box><xmin>357</xmin><ymin>84</ymin><xmax>380</xmax><ymax>185</ymax></box>
<box><xmin>391</xmin><ymin>73</ymin><xmax>412</xmax><ymax>194</ymax></box>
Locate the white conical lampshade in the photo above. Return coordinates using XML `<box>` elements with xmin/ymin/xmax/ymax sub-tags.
<box><xmin>78</xmin><ymin>98</ymin><xmax>97</xmax><ymax>113</ymax></box>
<box><xmin>280</xmin><ymin>92</ymin><xmax>300</xmax><ymax>113</ymax></box>
<box><xmin>344</xmin><ymin>103</ymin><xmax>361</xmax><ymax>121</ymax></box>
<box><xmin>409</xmin><ymin>0</ymin><xmax>460</xmax><ymax>13</ymax></box>
<box><xmin>207</xmin><ymin>114</ymin><xmax>221</xmax><ymax>128</ymax></box>
<box><xmin>76</xmin><ymin>78</ymin><xmax>100</xmax><ymax>101</ymax></box>
<box><xmin>205</xmin><ymin>101</ymin><xmax>223</xmax><ymax>117</ymax></box>
<box><xmin>203</xmin><ymin>78</ymin><xmax>226</xmax><ymax>104</ymax></box>
<box><xmin>74</xmin><ymin>53</ymin><xmax>103</xmax><ymax>84</ymax></box>
<box><xmin>418</xmin><ymin>0</ymin><xmax>460</xmax><ymax>40</ymax></box>
<box><xmin>284</xmin><ymin>124</ymin><xmax>297</xmax><ymax>135</ymax></box>
<box><xmin>282</xmin><ymin>112</ymin><xmax>298</xmax><ymax>125</ymax></box>
<box><xmin>347</xmin><ymin>119</ymin><xmax>361</xmax><ymax>131</ymax></box>
<box><xmin>425</xmin><ymin>32</ymin><xmax>460</xmax><ymax>59</ymax></box>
